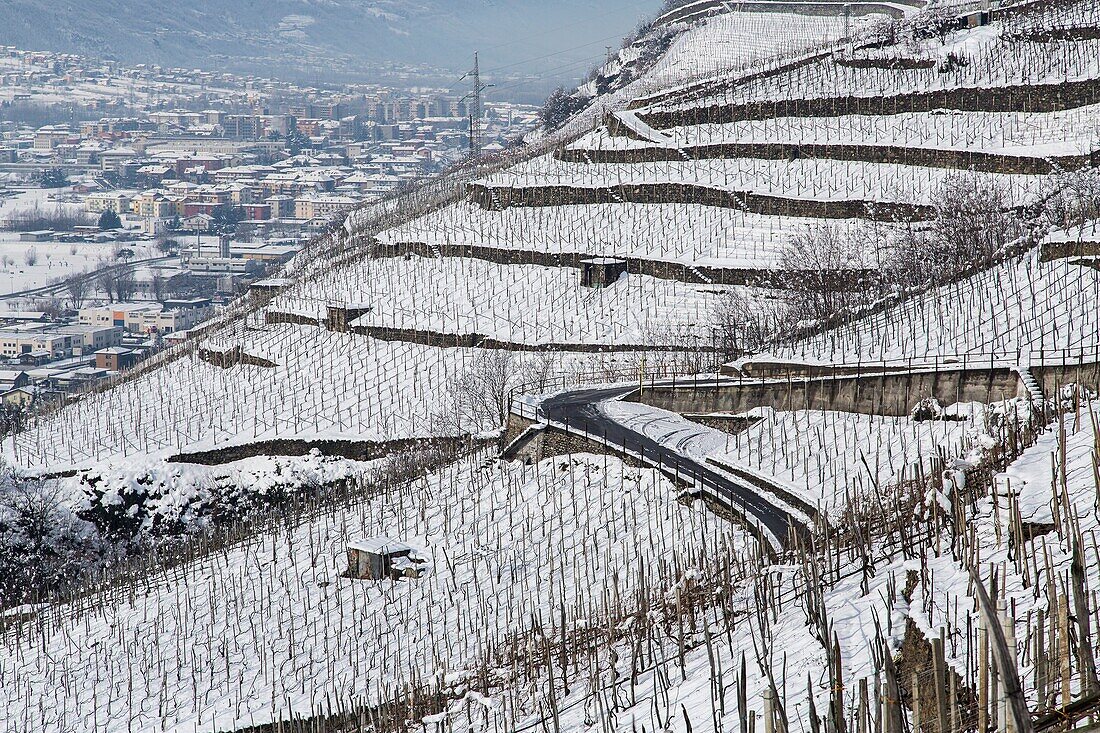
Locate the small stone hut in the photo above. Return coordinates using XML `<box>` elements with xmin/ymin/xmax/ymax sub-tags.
<box><xmin>326</xmin><ymin>303</ymin><xmax>373</xmax><ymax>333</ymax></box>
<box><xmin>345</xmin><ymin>537</ymin><xmax>426</xmax><ymax>580</ymax></box>
<box><xmin>580</xmin><ymin>257</ymin><xmax>627</xmax><ymax>288</ymax></box>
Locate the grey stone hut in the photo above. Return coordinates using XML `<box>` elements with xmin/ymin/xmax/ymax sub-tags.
<box><xmin>580</xmin><ymin>257</ymin><xmax>627</xmax><ymax>288</ymax></box>
<box><xmin>345</xmin><ymin>537</ymin><xmax>426</xmax><ymax>580</ymax></box>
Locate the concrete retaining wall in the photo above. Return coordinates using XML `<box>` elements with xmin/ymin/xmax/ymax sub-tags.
<box><xmin>632</xmin><ymin>367</ymin><xmax>1028</xmax><ymax>417</ymax></box>
<box><xmin>1031</xmin><ymin>361</ymin><xmax>1100</xmax><ymax>398</ymax></box>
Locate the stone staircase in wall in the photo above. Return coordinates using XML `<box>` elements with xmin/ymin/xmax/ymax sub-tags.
<box><xmin>1013</xmin><ymin>365</ymin><xmax>1046</xmax><ymax>403</ymax></box>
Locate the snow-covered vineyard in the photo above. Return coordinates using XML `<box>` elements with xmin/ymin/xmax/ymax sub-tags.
<box><xmin>5</xmin><ymin>0</ymin><xmax>1100</xmax><ymax>731</ymax></box>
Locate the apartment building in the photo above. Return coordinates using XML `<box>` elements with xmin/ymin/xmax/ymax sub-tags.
<box><xmin>79</xmin><ymin>302</ymin><xmax>214</xmax><ymax>334</ymax></box>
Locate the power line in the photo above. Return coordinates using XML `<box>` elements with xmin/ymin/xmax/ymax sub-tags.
<box><xmin>479</xmin><ymin>32</ymin><xmax>634</xmax><ymax>76</ymax></box>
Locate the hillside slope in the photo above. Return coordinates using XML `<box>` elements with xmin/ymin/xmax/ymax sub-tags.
<box><xmin>5</xmin><ymin>2</ymin><xmax>1100</xmax><ymax>732</ymax></box>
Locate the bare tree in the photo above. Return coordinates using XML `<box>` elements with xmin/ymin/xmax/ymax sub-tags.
<box><xmin>437</xmin><ymin>350</ymin><xmax>522</xmax><ymax>434</ymax></box>
<box><xmin>114</xmin><ymin>268</ymin><xmax>137</xmax><ymax>302</ymax></box>
<box><xmin>150</xmin><ymin>270</ymin><xmax>166</xmax><ymax>302</ymax></box>
<box><xmin>779</xmin><ymin>225</ymin><xmax>866</xmax><ymax>322</ymax></box>
<box><xmin>23</xmin><ymin>247</ymin><xmax>38</xmax><ymax>267</ymax></box>
<box><xmin>95</xmin><ymin>264</ymin><xmax>117</xmax><ymax>301</ymax></box>
<box><xmin>712</xmin><ymin>289</ymin><xmax>788</xmax><ymax>360</ymax></box>
<box><xmin>64</xmin><ymin>273</ymin><xmax>90</xmax><ymax>308</ymax></box>
<box><xmin>521</xmin><ymin>351</ymin><xmax>561</xmax><ymax>393</ymax></box>
<box><xmin>929</xmin><ymin>173</ymin><xmax>1023</xmax><ymax>273</ymax></box>
<box><xmin>1043</xmin><ymin>167</ymin><xmax>1100</xmax><ymax>229</ymax></box>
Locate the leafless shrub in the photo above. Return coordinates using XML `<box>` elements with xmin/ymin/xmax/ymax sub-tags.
<box><xmin>1042</xmin><ymin>167</ymin><xmax>1100</xmax><ymax>229</ymax></box>
<box><xmin>779</xmin><ymin>225</ymin><xmax>867</xmax><ymax>322</ymax></box>
<box><xmin>711</xmin><ymin>290</ymin><xmax>790</xmax><ymax>360</ymax></box>
<box><xmin>905</xmin><ymin>2</ymin><xmax>957</xmax><ymax>45</ymax></box>
<box><xmin>927</xmin><ymin>173</ymin><xmax>1024</xmax><ymax>272</ymax></box>
<box><xmin>861</xmin><ymin>15</ymin><xmax>902</xmax><ymax>47</ymax></box>
<box><xmin>0</xmin><ymin>478</ymin><xmax>105</xmax><ymax>607</ymax></box>
<box><xmin>520</xmin><ymin>351</ymin><xmax>561</xmax><ymax>393</ymax></box>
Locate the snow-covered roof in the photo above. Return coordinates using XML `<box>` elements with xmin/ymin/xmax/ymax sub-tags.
<box><xmin>347</xmin><ymin>536</ymin><xmax>414</xmax><ymax>555</ymax></box>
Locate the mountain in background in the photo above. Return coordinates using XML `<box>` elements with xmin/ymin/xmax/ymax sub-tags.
<box><xmin>0</xmin><ymin>0</ymin><xmax>657</xmax><ymax>89</ymax></box>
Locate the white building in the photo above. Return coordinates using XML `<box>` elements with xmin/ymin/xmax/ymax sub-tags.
<box><xmin>79</xmin><ymin>302</ymin><xmax>214</xmax><ymax>334</ymax></box>
<box><xmin>0</xmin><ymin>323</ymin><xmax>121</xmax><ymax>360</ymax></box>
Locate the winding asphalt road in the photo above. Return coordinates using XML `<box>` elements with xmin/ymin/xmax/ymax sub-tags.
<box><xmin>537</xmin><ymin>386</ymin><xmax>802</xmax><ymax>548</ymax></box>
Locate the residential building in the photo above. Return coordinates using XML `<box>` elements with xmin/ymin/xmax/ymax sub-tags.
<box><xmin>78</xmin><ymin>302</ymin><xmax>214</xmax><ymax>334</ymax></box>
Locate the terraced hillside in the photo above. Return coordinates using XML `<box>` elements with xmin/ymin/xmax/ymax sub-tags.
<box><xmin>5</xmin><ymin>2</ymin><xmax>1100</xmax><ymax>732</ymax></box>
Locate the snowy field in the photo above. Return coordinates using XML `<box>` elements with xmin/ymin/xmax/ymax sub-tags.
<box><xmin>5</xmin><ymin>323</ymin><xmax>656</xmax><ymax>472</ymax></box>
<box><xmin>647</xmin><ymin>25</ymin><xmax>1100</xmax><ymax>115</ymax></box>
<box><xmin>0</xmin><ymin>453</ymin><xmax>751</xmax><ymax>733</ymax></box>
<box><xmin>270</xmin><ymin>256</ymin><xmax>724</xmax><ymax>346</ymax></box>
<box><xmin>0</xmin><ymin>188</ymin><xmax>158</xmax><ymax>295</ymax></box>
<box><xmin>479</xmin><ymin>154</ymin><xmax>1046</xmax><ymax>207</ymax></box>
<box><xmin>647</xmin><ymin>11</ymin><xmax>848</xmax><ymax>85</ymax></box>
<box><xmin>378</xmin><ymin>201</ymin><xmax>898</xmax><ymax>268</ymax></box>
<box><xmin>0</xmin><ymin>232</ymin><xmax>158</xmax><ymax>295</ymax></box>
<box><xmin>782</xmin><ymin>250</ymin><xmax>1100</xmax><ymax>361</ymax></box>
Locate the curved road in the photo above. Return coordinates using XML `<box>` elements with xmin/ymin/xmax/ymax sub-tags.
<box><xmin>537</xmin><ymin>386</ymin><xmax>802</xmax><ymax>548</ymax></box>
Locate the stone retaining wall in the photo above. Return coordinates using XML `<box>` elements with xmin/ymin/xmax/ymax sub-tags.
<box><xmin>467</xmin><ymin>182</ymin><xmax>934</xmax><ymax>221</ymax></box>
<box><xmin>169</xmin><ymin>435</ymin><xmax>478</xmax><ymax>466</ymax></box>
<box><xmin>345</xmin><ymin>322</ymin><xmax>703</xmax><ymax>353</ymax></box>
<box><xmin>264</xmin><ymin>311</ymin><xmax>321</xmax><ymax>327</ymax></box>
<box><xmin>557</xmin><ymin>140</ymin><xmax>1093</xmax><ymax>174</ymax></box>
<box><xmin>1039</xmin><ymin>240</ymin><xmax>1100</xmax><ymax>262</ymax></box>
<box><xmin>640</xmin><ymin>78</ymin><xmax>1100</xmax><ymax>128</ymax></box>
<box><xmin>373</xmin><ymin>240</ymin><xmax>874</xmax><ymax>288</ymax></box>
<box><xmin>198</xmin><ymin>346</ymin><xmax>277</xmax><ymax>369</ymax></box>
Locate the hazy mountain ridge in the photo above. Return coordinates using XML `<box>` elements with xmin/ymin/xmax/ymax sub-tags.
<box><xmin>0</xmin><ymin>0</ymin><xmax>656</xmax><ymax>81</ymax></box>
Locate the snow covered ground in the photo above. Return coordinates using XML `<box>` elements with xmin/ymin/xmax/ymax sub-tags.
<box><xmin>647</xmin><ymin>11</ymin><xmax>848</xmax><ymax>85</ymax></box>
<box><xmin>378</xmin><ymin>201</ymin><xmax>897</xmax><ymax>269</ymax></box>
<box><xmin>647</xmin><ymin>24</ymin><xmax>1100</xmax><ymax>116</ymax></box>
<box><xmin>782</xmin><ymin>250</ymin><xmax>1100</xmax><ymax>361</ymax></box>
<box><xmin>269</xmin><ymin>256</ymin><xmax>724</xmax><ymax>346</ymax></box>
<box><xmin>5</xmin><ymin>322</ymin><xmax>660</xmax><ymax>473</ymax></box>
<box><xmin>479</xmin><ymin>153</ymin><xmax>1046</xmax><ymax>207</ymax></box>
<box><xmin>573</xmin><ymin>105</ymin><xmax>1100</xmax><ymax>158</ymax></box>
<box><xmin>0</xmin><ymin>233</ymin><xmax>158</xmax><ymax>295</ymax></box>
<box><xmin>0</xmin><ymin>188</ymin><xmax>158</xmax><ymax>294</ymax></box>
<box><xmin>0</xmin><ymin>453</ymin><xmax>752</xmax><ymax>733</ymax></box>
<box><xmin>604</xmin><ymin>398</ymin><xmax>980</xmax><ymax>516</ymax></box>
